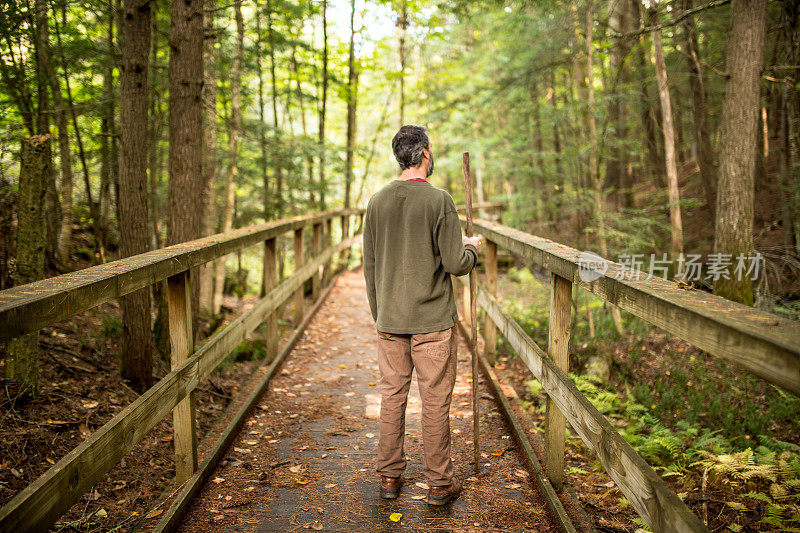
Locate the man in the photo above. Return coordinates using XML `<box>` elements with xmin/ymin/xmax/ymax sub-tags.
<box><xmin>362</xmin><ymin>125</ymin><xmax>481</xmax><ymax>506</ymax></box>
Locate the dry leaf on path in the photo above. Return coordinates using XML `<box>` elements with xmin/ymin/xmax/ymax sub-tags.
<box><xmin>389</xmin><ymin>513</ymin><xmax>402</xmax><ymax>522</ymax></box>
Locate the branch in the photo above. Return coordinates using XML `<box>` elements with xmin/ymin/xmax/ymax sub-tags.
<box><xmin>607</xmin><ymin>0</ymin><xmax>731</xmax><ymax>39</ymax></box>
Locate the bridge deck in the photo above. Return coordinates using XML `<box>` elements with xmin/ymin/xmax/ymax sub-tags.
<box><xmin>176</xmin><ymin>269</ymin><xmax>557</xmax><ymax>532</ymax></box>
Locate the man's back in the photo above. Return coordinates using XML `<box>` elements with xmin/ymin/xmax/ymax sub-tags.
<box><xmin>363</xmin><ymin>179</ymin><xmax>477</xmax><ymax>334</ymax></box>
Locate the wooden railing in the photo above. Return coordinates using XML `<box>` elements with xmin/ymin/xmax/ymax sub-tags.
<box><xmin>458</xmin><ymin>216</ymin><xmax>800</xmax><ymax>533</ymax></box>
<box><xmin>0</xmin><ymin>208</ymin><xmax>364</xmax><ymax>531</ymax></box>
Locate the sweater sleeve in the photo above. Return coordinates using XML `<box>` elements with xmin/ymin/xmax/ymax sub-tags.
<box><xmin>362</xmin><ymin>203</ymin><xmax>378</xmax><ymax>322</ymax></box>
<box><xmin>437</xmin><ymin>195</ymin><xmax>477</xmax><ymax>277</ymax></box>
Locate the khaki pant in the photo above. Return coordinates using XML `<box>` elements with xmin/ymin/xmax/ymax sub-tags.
<box><xmin>376</xmin><ymin>327</ymin><xmax>457</xmax><ymax>487</ymax></box>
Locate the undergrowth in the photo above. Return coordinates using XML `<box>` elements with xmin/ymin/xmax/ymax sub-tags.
<box><xmin>499</xmin><ymin>266</ymin><xmax>800</xmax><ymax>530</ymax></box>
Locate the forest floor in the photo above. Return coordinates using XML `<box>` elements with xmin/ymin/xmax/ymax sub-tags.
<box><xmin>0</xmin><ymin>281</ymin><xmax>302</xmax><ymax>531</ymax></box>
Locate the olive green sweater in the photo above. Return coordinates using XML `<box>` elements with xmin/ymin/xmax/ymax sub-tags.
<box><xmin>363</xmin><ymin>179</ymin><xmax>478</xmax><ymax>334</ymax></box>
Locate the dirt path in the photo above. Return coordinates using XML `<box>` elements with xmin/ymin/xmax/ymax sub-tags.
<box><xmin>178</xmin><ymin>269</ymin><xmax>558</xmax><ymax>532</ymax></box>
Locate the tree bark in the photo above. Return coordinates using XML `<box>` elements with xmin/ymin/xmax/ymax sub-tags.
<box><xmin>33</xmin><ymin>0</ymin><xmax>61</xmax><ymax>269</ymax></box>
<box><xmin>199</xmin><ymin>0</ymin><xmax>218</xmax><ymax>316</ymax></box>
<box><xmin>119</xmin><ymin>0</ymin><xmax>154</xmax><ymax>392</ymax></box>
<box><xmin>41</xmin><ymin>19</ymin><xmax>74</xmax><ymax>267</ymax></box>
<box><xmin>651</xmin><ymin>5</ymin><xmax>685</xmax><ymax>262</ymax></box>
<box><xmin>213</xmin><ymin>0</ymin><xmax>243</xmax><ymax>311</ymax></box>
<box><xmin>318</xmin><ymin>0</ymin><xmax>328</xmax><ymax>209</ymax></box>
<box><xmin>680</xmin><ymin>0</ymin><xmax>717</xmax><ymax>218</ymax></box>
<box><xmin>5</xmin><ymin>135</ymin><xmax>48</xmax><ymax>401</ymax></box>
<box><xmin>585</xmin><ymin>0</ymin><xmax>624</xmax><ymax>336</ymax></box>
<box><xmin>713</xmin><ymin>0</ymin><xmax>767</xmax><ymax>305</ymax></box>
<box><xmin>397</xmin><ymin>0</ymin><xmax>408</xmax><ymax>127</ymax></box>
<box><xmin>605</xmin><ymin>0</ymin><xmax>631</xmax><ymax>210</ymax></box>
<box><xmin>100</xmin><ymin>0</ymin><xmax>115</xmax><ymax>255</ymax></box>
<box><xmin>168</xmin><ymin>0</ymin><xmax>204</xmax><ymax>333</ymax></box>
<box><xmin>344</xmin><ymin>0</ymin><xmax>358</xmax><ymax>209</ymax></box>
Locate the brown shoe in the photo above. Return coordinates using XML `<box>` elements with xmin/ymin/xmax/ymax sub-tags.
<box><xmin>380</xmin><ymin>475</ymin><xmax>403</xmax><ymax>499</ymax></box>
<box><xmin>427</xmin><ymin>477</ymin><xmax>461</xmax><ymax>506</ymax></box>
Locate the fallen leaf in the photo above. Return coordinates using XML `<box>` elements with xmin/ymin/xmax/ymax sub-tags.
<box><xmin>514</xmin><ymin>469</ymin><xmax>528</xmax><ymax>478</ymax></box>
<box><xmin>312</xmin><ymin>521</ymin><xmax>323</xmax><ymax>530</ymax></box>
<box><xmin>505</xmin><ymin>483</ymin><xmax>522</xmax><ymax>490</ymax></box>
<box><xmin>324</xmin><ymin>483</ymin><xmax>337</xmax><ymax>489</ymax></box>
<box><xmin>83</xmin><ymin>401</ymin><xmax>99</xmax><ymax>409</ymax></box>
<box><xmin>144</xmin><ymin>509</ymin><xmax>163</xmax><ymax>520</ymax></box>
<box><xmin>234</xmin><ymin>447</ymin><xmax>252</xmax><ymax>454</ymax></box>
<box><xmin>365</xmin><ymin>433</ymin><xmax>375</xmax><ymax>438</ymax></box>
<box><xmin>10</xmin><ymin>468</ymin><xmax>20</xmax><ymax>478</ymax></box>
<box><xmin>213</xmin><ymin>477</ymin><xmax>225</xmax><ymax>483</ymax></box>
<box><xmin>245</xmin><ymin>441</ymin><xmax>258</xmax><ymax>445</ymax></box>
<box><xmin>244</xmin><ymin>486</ymin><xmax>255</xmax><ymax>492</ymax></box>
<box><xmin>389</xmin><ymin>513</ymin><xmax>402</xmax><ymax>522</ymax></box>
<box><xmin>494</xmin><ymin>364</ymin><xmax>506</xmax><ymax>370</ymax></box>
<box><xmin>289</xmin><ymin>465</ymin><xmax>304</xmax><ymax>474</ymax></box>
<box><xmin>411</xmin><ymin>495</ymin><xmax>426</xmax><ymax>500</ymax></box>
<box><xmin>45</xmin><ymin>457</ymin><xmax>55</xmax><ymax>465</ymax></box>
<box><xmin>339</xmin><ymin>364</ymin><xmax>347</xmax><ymax>369</ymax></box>
<box><xmin>491</xmin><ymin>448</ymin><xmax>506</xmax><ymax>457</ymax></box>
<box><xmin>415</xmin><ymin>482</ymin><xmax>429</xmax><ymax>490</ymax></box>
<box><xmin>95</xmin><ymin>508</ymin><xmax>107</xmax><ymax>518</ymax></box>
<box><xmin>296</xmin><ymin>477</ymin><xmax>311</xmax><ymax>485</ymax></box>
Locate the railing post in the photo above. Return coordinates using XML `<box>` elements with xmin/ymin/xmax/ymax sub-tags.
<box><xmin>323</xmin><ymin>217</ymin><xmax>333</xmax><ymax>285</ymax></box>
<box><xmin>484</xmin><ymin>240</ymin><xmax>498</xmax><ymax>364</ymax></box>
<box><xmin>166</xmin><ymin>270</ymin><xmax>198</xmax><ymax>484</ymax></box>
<box><xmin>312</xmin><ymin>222</ymin><xmax>322</xmax><ymax>300</ymax></box>
<box><xmin>339</xmin><ymin>214</ymin><xmax>350</xmax><ymax>269</ymax></box>
<box><xmin>545</xmin><ymin>272</ymin><xmax>572</xmax><ymax>491</ymax></box>
<box><xmin>263</xmin><ymin>238</ymin><xmax>278</xmax><ymax>361</ymax></box>
<box><xmin>294</xmin><ymin>227</ymin><xmax>304</xmax><ymax>326</ymax></box>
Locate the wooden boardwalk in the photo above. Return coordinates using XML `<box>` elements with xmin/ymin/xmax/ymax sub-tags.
<box><xmin>177</xmin><ymin>269</ymin><xmax>558</xmax><ymax>532</ymax></box>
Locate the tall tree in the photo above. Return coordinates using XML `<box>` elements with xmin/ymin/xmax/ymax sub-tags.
<box><xmin>397</xmin><ymin>0</ymin><xmax>408</xmax><ymax>126</ymax></box>
<box><xmin>651</xmin><ymin>5</ymin><xmax>684</xmax><ymax>262</ymax></box>
<box><xmin>99</xmin><ymin>0</ymin><xmax>116</xmax><ymax>256</ymax></box>
<box><xmin>167</xmin><ymin>0</ymin><xmax>204</xmax><ymax>320</ymax></box>
<box><xmin>213</xmin><ymin>0</ymin><xmax>244</xmax><ymax>308</ymax></box>
<box><xmin>33</xmin><ymin>0</ymin><xmax>61</xmax><ymax>269</ymax></box>
<box><xmin>680</xmin><ymin>0</ymin><xmax>717</xmax><ymax>217</ymax></box>
<box><xmin>713</xmin><ymin>0</ymin><xmax>767</xmax><ymax>305</ymax></box>
<box><xmin>318</xmin><ymin>0</ymin><xmax>328</xmax><ymax>209</ymax></box>
<box><xmin>119</xmin><ymin>0</ymin><xmax>154</xmax><ymax>392</ymax></box>
<box><xmin>5</xmin><ymin>136</ymin><xmax>48</xmax><ymax>400</ymax></box>
<box><xmin>344</xmin><ymin>0</ymin><xmax>358</xmax><ymax>208</ymax></box>
<box><xmin>199</xmin><ymin>0</ymin><xmax>218</xmax><ymax>316</ymax></box>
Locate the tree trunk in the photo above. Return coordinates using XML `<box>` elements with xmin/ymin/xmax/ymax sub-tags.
<box><xmin>100</xmin><ymin>0</ymin><xmax>115</xmax><ymax>255</ymax></box>
<box><xmin>168</xmin><ymin>0</ymin><xmax>204</xmax><ymax>335</ymax></box>
<box><xmin>34</xmin><ymin>0</ymin><xmax>61</xmax><ymax>269</ymax></box>
<box><xmin>631</xmin><ymin>0</ymin><xmax>665</xmax><ymax>187</ymax></box>
<box><xmin>213</xmin><ymin>0</ymin><xmax>243</xmax><ymax>311</ymax></box>
<box><xmin>397</xmin><ymin>0</ymin><xmax>408</xmax><ymax>127</ymax></box>
<box><xmin>713</xmin><ymin>0</ymin><xmax>767</xmax><ymax>305</ymax></box>
<box><xmin>344</xmin><ymin>0</ymin><xmax>358</xmax><ymax>209</ymax></box>
<box><xmin>605</xmin><ymin>0</ymin><xmax>631</xmax><ymax>210</ymax></box>
<box><xmin>256</xmin><ymin>7</ymin><xmax>271</xmax><ymax>298</ymax></box>
<box><xmin>45</xmin><ymin>45</ymin><xmax>74</xmax><ymax>266</ymax></box>
<box><xmin>585</xmin><ymin>0</ymin><xmax>624</xmax><ymax>337</ymax></box>
<box><xmin>5</xmin><ymin>135</ymin><xmax>48</xmax><ymax>401</ymax></box>
<box><xmin>266</xmin><ymin>0</ymin><xmax>282</xmax><ymax>218</ymax></box>
<box><xmin>680</xmin><ymin>0</ymin><xmax>717</xmax><ymax>218</ymax></box>
<box><xmin>119</xmin><ymin>0</ymin><xmax>154</xmax><ymax>392</ymax></box>
<box><xmin>651</xmin><ymin>5</ymin><xmax>685</xmax><ymax>262</ymax></box>
<box><xmin>318</xmin><ymin>0</ymin><xmax>328</xmax><ymax>209</ymax></box>
<box><xmin>199</xmin><ymin>0</ymin><xmax>218</xmax><ymax>316</ymax></box>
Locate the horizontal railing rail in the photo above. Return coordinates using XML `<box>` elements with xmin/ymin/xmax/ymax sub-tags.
<box><xmin>458</xmin><ymin>216</ymin><xmax>800</xmax><ymax>533</ymax></box>
<box><xmin>0</xmin><ymin>209</ymin><xmax>364</xmax><ymax>531</ymax></box>
<box><xmin>464</xmin><ymin>217</ymin><xmax>800</xmax><ymax>394</ymax></box>
<box><xmin>0</xmin><ymin>208</ymin><xmax>361</xmax><ymax>343</ymax></box>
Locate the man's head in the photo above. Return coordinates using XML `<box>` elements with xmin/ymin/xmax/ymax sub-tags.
<box><xmin>392</xmin><ymin>125</ymin><xmax>434</xmax><ymax>177</ymax></box>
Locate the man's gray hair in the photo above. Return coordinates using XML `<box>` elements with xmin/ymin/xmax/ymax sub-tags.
<box><xmin>392</xmin><ymin>125</ymin><xmax>430</xmax><ymax>170</ymax></box>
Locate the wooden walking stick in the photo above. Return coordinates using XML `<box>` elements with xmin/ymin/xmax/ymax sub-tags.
<box><xmin>462</xmin><ymin>151</ymin><xmax>480</xmax><ymax>472</ymax></box>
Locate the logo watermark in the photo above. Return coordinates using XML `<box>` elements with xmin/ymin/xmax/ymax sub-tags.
<box><xmin>575</xmin><ymin>252</ymin><xmax>763</xmax><ymax>283</ymax></box>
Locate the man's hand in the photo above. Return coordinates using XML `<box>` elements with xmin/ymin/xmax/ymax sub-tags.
<box><xmin>463</xmin><ymin>235</ymin><xmax>482</xmax><ymax>254</ymax></box>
